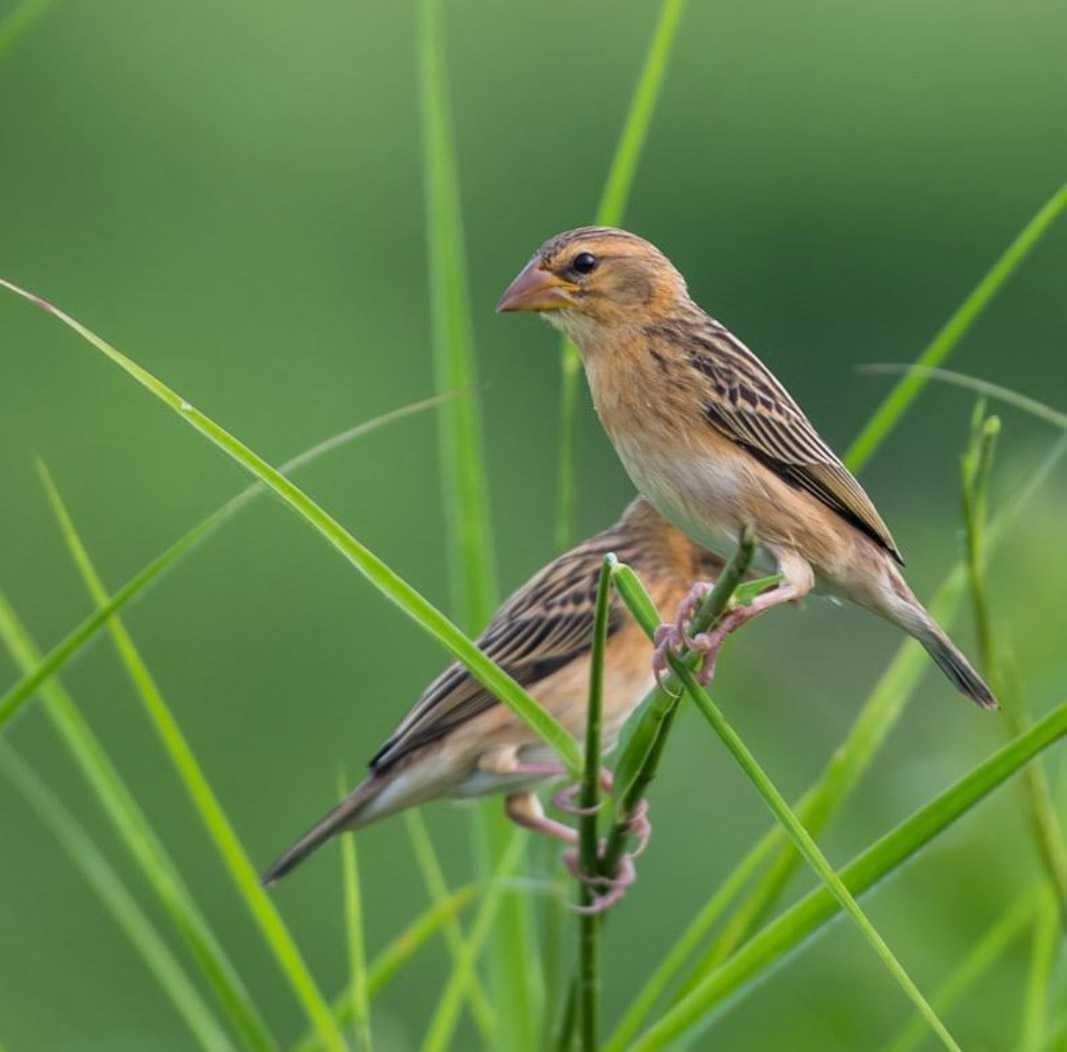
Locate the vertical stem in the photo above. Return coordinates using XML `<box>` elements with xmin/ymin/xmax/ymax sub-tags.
<box><xmin>577</xmin><ymin>559</ymin><xmax>613</xmax><ymax>1050</ymax></box>
<box><xmin>961</xmin><ymin>407</ymin><xmax>1067</xmax><ymax>915</ymax></box>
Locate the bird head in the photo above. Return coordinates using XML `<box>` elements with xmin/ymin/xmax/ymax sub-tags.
<box><xmin>496</xmin><ymin>227</ymin><xmax>688</xmax><ymax>338</ymax></box>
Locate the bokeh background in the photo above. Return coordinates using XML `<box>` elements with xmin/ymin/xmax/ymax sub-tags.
<box><xmin>2</xmin><ymin>1</ymin><xmax>1065</xmax><ymax>1048</ymax></box>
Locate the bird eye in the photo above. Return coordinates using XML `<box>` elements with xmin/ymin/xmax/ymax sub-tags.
<box><xmin>571</xmin><ymin>252</ymin><xmax>598</xmax><ymax>275</ymax></box>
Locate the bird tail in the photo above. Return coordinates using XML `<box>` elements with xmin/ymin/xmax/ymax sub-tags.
<box><xmin>262</xmin><ymin>776</ymin><xmax>385</xmax><ymax>887</ymax></box>
<box><xmin>914</xmin><ymin>618</ymin><xmax>997</xmax><ymax>709</ymax></box>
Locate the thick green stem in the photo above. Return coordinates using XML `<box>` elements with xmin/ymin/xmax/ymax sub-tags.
<box><xmin>576</xmin><ymin>560</ymin><xmax>613</xmax><ymax>1050</ymax></box>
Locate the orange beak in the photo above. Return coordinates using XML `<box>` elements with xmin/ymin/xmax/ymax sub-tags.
<box><xmin>496</xmin><ymin>260</ymin><xmax>577</xmax><ymax>313</ymax></box>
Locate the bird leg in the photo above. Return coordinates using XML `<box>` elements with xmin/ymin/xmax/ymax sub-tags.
<box><xmin>686</xmin><ymin>567</ymin><xmax>813</xmax><ymax>683</ymax></box>
<box><xmin>652</xmin><ymin>580</ymin><xmax>713</xmax><ymax>684</ymax></box>
<box><xmin>551</xmin><ymin>768</ymin><xmax>614</xmax><ymax>815</ymax></box>
<box><xmin>506</xmin><ymin>788</ymin><xmax>650</xmax><ymax>914</ymax></box>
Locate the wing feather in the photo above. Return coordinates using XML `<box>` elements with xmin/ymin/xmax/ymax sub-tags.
<box><xmin>369</xmin><ymin>535</ymin><xmax>629</xmax><ymax>770</ymax></box>
<box><xmin>680</xmin><ymin>321</ymin><xmax>903</xmax><ymax>563</ymax></box>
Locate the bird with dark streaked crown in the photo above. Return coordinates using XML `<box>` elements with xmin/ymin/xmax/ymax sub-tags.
<box><xmin>263</xmin><ymin>498</ymin><xmax>725</xmax><ymax>911</ymax></box>
<box><xmin>498</xmin><ymin>226</ymin><xmax>995</xmax><ymax>709</ymax></box>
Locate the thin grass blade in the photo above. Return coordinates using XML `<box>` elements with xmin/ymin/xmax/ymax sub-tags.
<box><xmin>0</xmin><ymin>277</ymin><xmax>582</xmax><ymax>773</ymax></box>
<box><xmin>555</xmin><ymin>0</ymin><xmax>687</xmax><ymax>550</ymax></box>
<box><xmin>420</xmin><ymin>831</ymin><xmax>527</xmax><ymax>1052</ymax></box>
<box><xmin>0</xmin><ymin>593</ymin><xmax>276</xmax><ymax>1052</ymax></box>
<box><xmin>625</xmin><ymin>701</ymin><xmax>1067</xmax><ymax>1050</ymax></box>
<box><xmin>861</xmin><ymin>365</ymin><xmax>1067</xmax><ymax>430</ymax></box>
<box><xmin>845</xmin><ymin>182</ymin><xmax>1067</xmax><ymax>472</ymax></box>
<box><xmin>0</xmin><ymin>742</ymin><xmax>234</xmax><ymax>1052</ymax></box>
<box><xmin>338</xmin><ymin>774</ymin><xmax>371</xmax><ymax>1052</ymax></box>
<box><xmin>615</xmin><ymin>567</ymin><xmax>962</xmax><ymax>1051</ymax></box>
<box><xmin>1022</xmin><ymin>890</ymin><xmax>1061</xmax><ymax>1052</ymax></box>
<box><xmin>293</xmin><ymin>886</ymin><xmax>477</xmax><ymax>1052</ymax></box>
<box><xmin>403</xmin><ymin>810</ymin><xmax>496</xmax><ymax>1043</ymax></box>
<box><xmin>37</xmin><ymin>466</ymin><xmax>347</xmax><ymax>1052</ymax></box>
<box><xmin>882</xmin><ymin>891</ymin><xmax>1038</xmax><ymax>1052</ymax></box>
<box><xmin>0</xmin><ymin>394</ymin><xmax>451</xmax><ymax>732</ymax></box>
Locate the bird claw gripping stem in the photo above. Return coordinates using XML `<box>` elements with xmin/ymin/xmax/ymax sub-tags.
<box><xmin>562</xmin><ymin>798</ymin><xmax>652</xmax><ymax>913</ymax></box>
<box><xmin>552</xmin><ymin>768</ymin><xmax>615</xmax><ymax>816</ymax></box>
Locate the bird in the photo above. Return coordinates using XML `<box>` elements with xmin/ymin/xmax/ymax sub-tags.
<box><xmin>263</xmin><ymin>497</ymin><xmax>726</xmax><ymax>908</ymax></box>
<box><xmin>497</xmin><ymin>226</ymin><xmax>995</xmax><ymax>709</ymax></box>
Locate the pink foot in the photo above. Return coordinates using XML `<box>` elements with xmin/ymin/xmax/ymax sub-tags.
<box><xmin>551</xmin><ymin>769</ymin><xmax>614</xmax><ymax>815</ymax></box>
<box><xmin>563</xmin><ymin>847</ymin><xmax>636</xmax><ymax>914</ymax></box>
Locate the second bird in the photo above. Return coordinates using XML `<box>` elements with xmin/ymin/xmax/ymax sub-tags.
<box><xmin>498</xmin><ymin>226</ymin><xmax>995</xmax><ymax>709</ymax></box>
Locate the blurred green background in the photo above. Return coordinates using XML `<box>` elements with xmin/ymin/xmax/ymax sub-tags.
<box><xmin>1</xmin><ymin>1</ymin><xmax>1065</xmax><ymax>1048</ymax></box>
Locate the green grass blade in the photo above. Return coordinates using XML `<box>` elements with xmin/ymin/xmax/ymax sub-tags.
<box><xmin>652</xmin><ymin>433</ymin><xmax>1067</xmax><ymax>1014</ymax></box>
<box><xmin>417</xmin><ymin>0</ymin><xmax>497</xmax><ymax>632</ymax></box>
<box><xmin>1022</xmin><ymin>891</ymin><xmax>1060</xmax><ymax>1052</ymax></box>
<box><xmin>614</xmin><ymin>566</ymin><xmax>961</xmax><ymax>1052</ymax></box>
<box><xmin>555</xmin><ymin>0</ymin><xmax>687</xmax><ymax>550</ymax></box>
<box><xmin>0</xmin><ymin>593</ymin><xmax>276</xmax><ymax>1052</ymax></box>
<box><xmin>861</xmin><ymin>365</ymin><xmax>1067</xmax><ymax>430</ymax></box>
<box><xmin>420</xmin><ymin>831</ymin><xmax>527</xmax><ymax>1052</ymax></box>
<box><xmin>293</xmin><ymin>886</ymin><xmax>477</xmax><ymax>1052</ymax></box>
<box><xmin>575</xmin><ymin>559</ymin><xmax>613</xmax><ymax>1051</ymax></box>
<box><xmin>418</xmin><ymin>0</ymin><xmax>543</xmax><ymax>1029</ymax></box>
<box><xmin>403</xmin><ymin>810</ymin><xmax>497</xmax><ymax>1043</ymax></box>
<box><xmin>338</xmin><ymin>775</ymin><xmax>371</xmax><ymax>1052</ymax></box>
<box><xmin>0</xmin><ymin>742</ymin><xmax>234</xmax><ymax>1052</ymax></box>
<box><xmin>882</xmin><ymin>890</ymin><xmax>1038</xmax><ymax>1052</ymax></box>
<box><xmin>0</xmin><ymin>0</ymin><xmax>54</xmax><ymax>56</ymax></box>
<box><xmin>961</xmin><ymin>408</ymin><xmax>1067</xmax><ymax>909</ymax></box>
<box><xmin>0</xmin><ymin>394</ymin><xmax>451</xmax><ymax>732</ymax></box>
<box><xmin>845</xmin><ymin>181</ymin><xmax>1067</xmax><ymax>472</ymax></box>
<box><xmin>626</xmin><ymin>701</ymin><xmax>1067</xmax><ymax>1050</ymax></box>
<box><xmin>36</xmin><ymin>466</ymin><xmax>347</xmax><ymax>1052</ymax></box>
<box><xmin>0</xmin><ymin>277</ymin><xmax>582</xmax><ymax>774</ymax></box>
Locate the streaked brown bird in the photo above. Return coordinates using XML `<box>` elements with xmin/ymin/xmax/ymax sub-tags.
<box><xmin>498</xmin><ymin>226</ymin><xmax>995</xmax><ymax>708</ymax></box>
<box><xmin>263</xmin><ymin>498</ymin><xmax>725</xmax><ymax>905</ymax></box>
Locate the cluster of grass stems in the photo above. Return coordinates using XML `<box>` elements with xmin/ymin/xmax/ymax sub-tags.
<box><xmin>2</xmin><ymin>0</ymin><xmax>1066</xmax><ymax>1049</ymax></box>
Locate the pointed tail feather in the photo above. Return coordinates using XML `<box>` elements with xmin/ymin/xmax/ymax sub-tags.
<box><xmin>916</xmin><ymin>620</ymin><xmax>998</xmax><ymax>710</ymax></box>
<box><xmin>262</xmin><ymin>776</ymin><xmax>384</xmax><ymax>887</ymax></box>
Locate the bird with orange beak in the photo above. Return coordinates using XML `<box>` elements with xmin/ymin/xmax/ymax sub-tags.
<box><xmin>498</xmin><ymin>226</ymin><xmax>994</xmax><ymax>708</ymax></box>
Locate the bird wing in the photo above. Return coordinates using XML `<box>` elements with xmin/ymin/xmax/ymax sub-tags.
<box><xmin>684</xmin><ymin>321</ymin><xmax>903</xmax><ymax>563</ymax></box>
<box><xmin>368</xmin><ymin>536</ymin><xmax>627</xmax><ymax>771</ymax></box>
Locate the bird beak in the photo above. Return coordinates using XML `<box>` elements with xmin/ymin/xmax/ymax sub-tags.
<box><xmin>496</xmin><ymin>260</ymin><xmax>576</xmax><ymax>313</ymax></box>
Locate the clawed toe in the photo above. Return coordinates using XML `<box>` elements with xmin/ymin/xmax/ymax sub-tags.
<box><xmin>552</xmin><ymin>782</ymin><xmax>602</xmax><ymax>816</ymax></box>
<box><xmin>563</xmin><ymin>849</ymin><xmax>636</xmax><ymax>915</ymax></box>
<box><xmin>624</xmin><ymin>799</ymin><xmax>652</xmax><ymax>857</ymax></box>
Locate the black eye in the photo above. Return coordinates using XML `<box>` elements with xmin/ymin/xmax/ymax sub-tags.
<box><xmin>571</xmin><ymin>251</ymin><xmax>598</xmax><ymax>275</ymax></box>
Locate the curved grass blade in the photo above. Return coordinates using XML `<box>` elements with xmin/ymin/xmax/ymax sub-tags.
<box><xmin>555</xmin><ymin>0</ymin><xmax>688</xmax><ymax>550</ymax></box>
<box><xmin>0</xmin><ymin>277</ymin><xmax>582</xmax><ymax>774</ymax></box>
<box><xmin>417</xmin><ymin>2</ymin><xmax>537</xmax><ymax>1037</ymax></box>
<box><xmin>0</xmin><ymin>593</ymin><xmax>276</xmax><ymax>1052</ymax></box>
<box><xmin>636</xmin><ymin>433</ymin><xmax>1067</xmax><ymax>1028</ymax></box>
<box><xmin>627</xmin><ymin>701</ymin><xmax>1067</xmax><ymax>1050</ymax></box>
<box><xmin>0</xmin><ymin>393</ymin><xmax>451</xmax><ymax>731</ymax></box>
<box><xmin>614</xmin><ymin>564</ymin><xmax>962</xmax><ymax>1052</ymax></box>
<box><xmin>293</xmin><ymin>886</ymin><xmax>477</xmax><ymax>1052</ymax></box>
<box><xmin>845</xmin><ymin>181</ymin><xmax>1067</xmax><ymax>472</ymax></box>
<box><xmin>882</xmin><ymin>890</ymin><xmax>1038</xmax><ymax>1052</ymax></box>
<box><xmin>0</xmin><ymin>741</ymin><xmax>235</xmax><ymax>1052</ymax></box>
<box><xmin>36</xmin><ymin>466</ymin><xmax>347</xmax><ymax>1052</ymax></box>
<box><xmin>961</xmin><ymin>407</ymin><xmax>1067</xmax><ymax>910</ymax></box>
<box><xmin>861</xmin><ymin>365</ymin><xmax>1067</xmax><ymax>430</ymax></box>
<box><xmin>420</xmin><ymin>831</ymin><xmax>527</xmax><ymax>1052</ymax></box>
<box><xmin>403</xmin><ymin>810</ymin><xmax>496</xmax><ymax>1043</ymax></box>
<box><xmin>1022</xmin><ymin>890</ymin><xmax>1060</xmax><ymax>1052</ymax></box>
<box><xmin>337</xmin><ymin>774</ymin><xmax>371</xmax><ymax>1052</ymax></box>
<box><xmin>0</xmin><ymin>0</ymin><xmax>55</xmax><ymax>57</ymax></box>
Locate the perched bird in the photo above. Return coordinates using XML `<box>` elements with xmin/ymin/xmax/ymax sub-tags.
<box><xmin>498</xmin><ymin>227</ymin><xmax>995</xmax><ymax>708</ymax></box>
<box><xmin>263</xmin><ymin>498</ymin><xmax>725</xmax><ymax>906</ymax></box>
